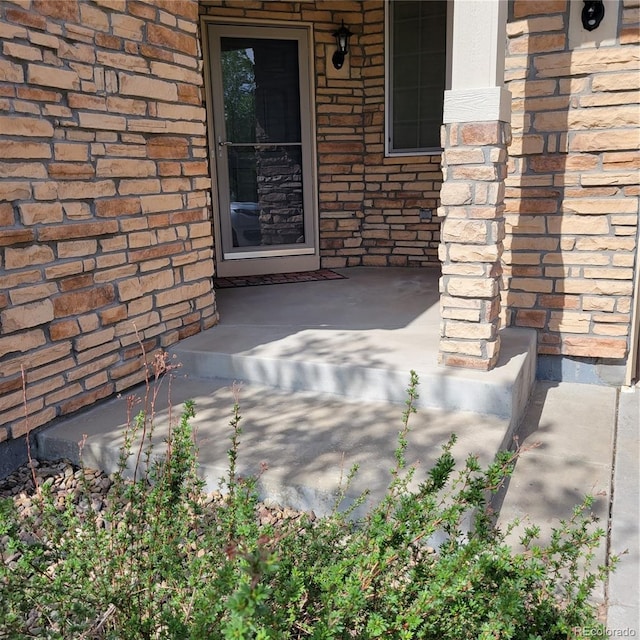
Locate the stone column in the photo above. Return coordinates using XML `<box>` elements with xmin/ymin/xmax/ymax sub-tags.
<box><xmin>438</xmin><ymin>0</ymin><xmax>511</xmax><ymax>371</ymax></box>
<box><xmin>438</xmin><ymin>121</ymin><xmax>510</xmax><ymax>370</ymax></box>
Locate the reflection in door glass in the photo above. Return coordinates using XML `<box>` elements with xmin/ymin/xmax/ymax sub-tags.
<box><xmin>228</xmin><ymin>146</ymin><xmax>304</xmax><ymax>247</ymax></box>
<box><xmin>220</xmin><ymin>37</ymin><xmax>305</xmax><ymax>248</ymax></box>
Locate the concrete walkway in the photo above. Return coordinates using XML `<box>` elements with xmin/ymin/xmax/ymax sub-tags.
<box><xmin>608</xmin><ymin>385</ymin><xmax>640</xmax><ymax>633</ymax></box>
<box><xmin>498</xmin><ymin>381</ymin><xmax>639</xmax><ymax>632</ymax></box>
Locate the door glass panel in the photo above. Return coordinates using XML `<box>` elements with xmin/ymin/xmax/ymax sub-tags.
<box><xmin>220</xmin><ymin>37</ymin><xmax>304</xmax><ymax>249</ymax></box>
<box><xmin>228</xmin><ymin>145</ymin><xmax>304</xmax><ymax>247</ymax></box>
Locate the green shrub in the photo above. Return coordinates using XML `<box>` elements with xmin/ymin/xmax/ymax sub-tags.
<box><xmin>0</xmin><ymin>364</ymin><xmax>615</xmax><ymax>639</ymax></box>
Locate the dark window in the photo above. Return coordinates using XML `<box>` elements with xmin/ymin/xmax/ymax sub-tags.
<box><xmin>389</xmin><ymin>0</ymin><xmax>447</xmax><ymax>153</ymax></box>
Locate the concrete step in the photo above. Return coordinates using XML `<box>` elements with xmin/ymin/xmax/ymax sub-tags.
<box><xmin>36</xmin><ymin>375</ymin><xmax>511</xmax><ymax>517</ymax></box>
<box><xmin>170</xmin><ymin>326</ymin><xmax>536</xmax><ymax>430</ymax></box>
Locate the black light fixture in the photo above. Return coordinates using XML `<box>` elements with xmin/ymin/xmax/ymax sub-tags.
<box><xmin>332</xmin><ymin>20</ymin><xmax>353</xmax><ymax>70</ymax></box>
<box><xmin>582</xmin><ymin>0</ymin><xmax>605</xmax><ymax>31</ymax></box>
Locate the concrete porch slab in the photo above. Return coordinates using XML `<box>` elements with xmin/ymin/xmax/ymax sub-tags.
<box><xmin>173</xmin><ymin>268</ymin><xmax>536</xmax><ymax>440</ymax></box>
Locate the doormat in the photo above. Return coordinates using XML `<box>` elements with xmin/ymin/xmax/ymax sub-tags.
<box><xmin>214</xmin><ymin>269</ymin><xmax>347</xmax><ymax>289</ymax></box>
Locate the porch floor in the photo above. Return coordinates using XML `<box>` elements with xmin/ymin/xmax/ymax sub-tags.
<box><xmin>36</xmin><ymin>267</ymin><xmax>537</xmax><ymax>515</ymax></box>
<box><xmin>175</xmin><ymin>267</ymin><xmax>537</xmax><ymax>422</ymax></box>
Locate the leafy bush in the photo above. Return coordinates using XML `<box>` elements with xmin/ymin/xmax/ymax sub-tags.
<box><xmin>0</xmin><ymin>362</ymin><xmax>615</xmax><ymax>639</ymax></box>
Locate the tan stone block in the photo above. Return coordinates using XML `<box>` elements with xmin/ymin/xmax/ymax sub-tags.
<box><xmin>96</xmin><ymin>158</ymin><xmax>157</xmax><ymax>178</ymax></box>
<box><xmin>562</xmin><ymin>336</ymin><xmax>627</xmax><ymax>359</ymax></box>
<box><xmin>39</xmin><ymin>221</ymin><xmax>117</xmax><ymax>242</ymax></box>
<box><xmin>535</xmin><ymin>48</ymin><xmax>639</xmax><ymax>78</ymax></box>
<box><xmin>67</xmin><ymin>93</ymin><xmax>107</xmax><ymax>110</ymax></box>
<box><xmin>59</xmin><ymin>384</ymin><xmax>114</xmax><ymax>416</ymax></box>
<box><xmin>612</xmin><ymin>253</ymin><xmax>636</xmax><ymax>267</ymax></box>
<box><xmin>581</xmin><ymin>172</ymin><xmax>639</xmax><ymax>186</ymax></box>
<box><xmin>52</xmin><ymin>285</ymin><xmax>115</xmax><ymax>317</ymax></box>
<box><xmin>140</xmin><ymin>193</ymin><xmax>183</xmax><ymax>213</ymax></box>
<box><xmin>0</xmin><ymin>180</ymin><xmax>32</xmax><ymax>201</ymax></box>
<box><xmin>94</xmin><ymin>197</ymin><xmax>141</xmax><ymax>218</ymax></box>
<box><xmin>0</xmin><ymin>21</ymin><xmax>28</xmax><ymax>40</ymax></box>
<box><xmin>542</xmin><ymin>107</ymin><xmax>639</xmax><ymax>131</ymax></box>
<box><xmin>149</xmin><ymin>61</ymin><xmax>203</xmax><ymax>85</ymax></box>
<box><xmin>509</xmin><ymin>277</ymin><xmax>553</xmax><ymax>293</ymax></box>
<box><xmin>78</xmin><ymin>112</ymin><xmax>126</xmax><ymax>131</ymax></box>
<box><xmin>508</xmin><ymin>135</ymin><xmax>545</xmax><ymax>156</ymax></box>
<box><xmin>579</xmin><ymin>90</ymin><xmax>639</xmax><ymax>108</ymax></box>
<box><xmin>119</xmin><ymin>72</ymin><xmax>178</xmax><ymax>101</ymax></box>
<box><xmin>593</xmin><ymin>324</ymin><xmax>629</xmax><ymax>337</ymax></box>
<box><xmin>56</xmin><ymin>181</ymin><xmax>116</xmax><ymax>200</ymax></box>
<box><xmin>57</xmin><ymin>240</ymin><xmax>97</xmax><ymax>258</ymax></box>
<box><xmin>574</xmin><ymin>236</ymin><xmax>636</xmax><ymax>251</ymax></box>
<box><xmin>182</xmin><ymin>260</ymin><xmax>214</xmax><ymax>282</ymax></box>
<box><xmin>106</xmin><ymin>96</ymin><xmax>147</xmax><ymax>115</ymax></box>
<box><xmin>616</xmin><ymin>297</ymin><xmax>632</xmax><ymax>314</ymax></box>
<box><xmin>443</xmin><ymin>320</ymin><xmax>496</xmax><ymax>340</ymax></box>
<box><xmin>583</xmin><ymin>267</ymin><xmax>634</xmax><ymax>280</ymax></box>
<box><xmin>0</xmin><ymin>202</ymin><xmax>14</xmax><ymax>226</ymax></box>
<box><xmin>570</xmin><ymin>130</ymin><xmax>638</xmax><ymax>153</ymax></box>
<box><xmin>27</xmin><ymin>63</ymin><xmax>79</xmax><ymax>90</ymax></box>
<box><xmin>111</xmin><ymin>13</ymin><xmax>144</xmax><ymax>40</ymax></box>
<box><xmin>9</xmin><ymin>283</ymin><xmax>58</xmax><ymax>305</ymax></box>
<box><xmin>0</xmin><ymin>329</ymin><xmax>46</xmax><ymax>358</ymax></box>
<box><xmin>445</xmin><ymin>277</ymin><xmax>498</xmax><ymax>298</ymax></box>
<box><xmin>50</xmin><ymin>319</ymin><xmax>81</xmax><ymax>340</ymax></box>
<box><xmin>118</xmin><ymin>179</ymin><xmax>161</xmax><ymax>195</ymax></box>
<box><xmin>0</xmin><ymin>58</ymin><xmax>25</xmax><ymax>82</ymax></box>
<box><xmin>74</xmin><ymin>328</ymin><xmax>116</xmax><ymax>353</ymax></box>
<box><xmin>49</xmin><ymin>163</ymin><xmax>96</xmax><ymax>180</ymax></box>
<box><xmin>99</xmin><ymin>305</ymin><xmax>127</xmax><ymax>325</ymax></box>
<box><xmin>0</xmin><ymin>161</ymin><xmax>46</xmax><ymax>179</ymax></box>
<box><xmin>441</xmin><ymin>305</ymin><xmax>482</xmax><ymax>321</ymax></box>
<box><xmin>0</xmin><ymin>141</ymin><xmax>51</xmax><ymax>160</ymax></box>
<box><xmin>546</xmin><ymin>215</ymin><xmax>609</xmax><ymax>235</ymax></box>
<box><xmin>147</xmin><ymin>23</ymin><xmax>197</xmax><ymax>55</ymax></box>
<box><xmin>94</xmin><ymin>264</ymin><xmax>137</xmax><ymax>282</ymax></box>
<box><xmin>62</xmin><ymin>202</ymin><xmax>91</xmax><ymax>220</ymax></box>
<box><xmin>79</xmin><ymin>3</ymin><xmax>109</xmax><ymax>31</ymax></box>
<box><xmin>18</xmin><ymin>202</ymin><xmax>63</xmax><ymax>225</ymax></box>
<box><xmin>439</xmin><ymin>351</ymin><xmax>495</xmax><ymax>371</ymax></box>
<box><xmin>448</xmin><ymin>244</ymin><xmax>500</xmax><ymax>263</ymax></box>
<box><xmin>557</xmin><ymin>279</ymin><xmax>633</xmax><ymax>295</ymax></box>
<box><xmin>563</xmin><ymin>197</ymin><xmax>632</xmax><ymax>215</ymax></box>
<box><xmin>439</xmin><ymin>338</ymin><xmax>484</xmax><ymax>356</ymax></box>
<box><xmin>147</xmin><ymin>136</ymin><xmax>189</xmax><ymax>159</ymax></box>
<box><xmin>155</xmin><ymin>281</ymin><xmax>210</xmax><ymax>307</ymax></box>
<box><xmin>548</xmin><ymin>311</ymin><xmax>591</xmax><ymax>333</ymax></box>
<box><xmin>10</xmin><ymin>406</ymin><xmax>57</xmax><ymax>438</ymax></box>
<box><xmin>442</xmin><ymin>219</ymin><xmax>489</xmax><ymax>244</ymax></box>
<box><xmin>592</xmin><ymin>72</ymin><xmax>639</xmax><ymax>92</ymax></box>
<box><xmin>459</xmin><ymin>121</ymin><xmax>503</xmax><ymax>146</ymax></box>
<box><xmin>1</xmin><ymin>299</ymin><xmax>54</xmax><ymax>333</ymax></box>
<box><xmin>5</xmin><ymin>245</ymin><xmax>54</xmax><ymax>269</ymax></box>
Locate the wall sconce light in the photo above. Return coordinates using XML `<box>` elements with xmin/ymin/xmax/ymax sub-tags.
<box><xmin>582</xmin><ymin>0</ymin><xmax>605</xmax><ymax>31</ymax></box>
<box><xmin>332</xmin><ymin>21</ymin><xmax>353</xmax><ymax>70</ymax></box>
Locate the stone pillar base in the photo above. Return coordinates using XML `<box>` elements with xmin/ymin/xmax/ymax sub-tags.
<box><xmin>438</xmin><ymin>120</ymin><xmax>510</xmax><ymax>371</ymax></box>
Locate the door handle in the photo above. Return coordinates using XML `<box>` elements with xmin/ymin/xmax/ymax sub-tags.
<box><xmin>217</xmin><ymin>137</ymin><xmax>232</xmax><ymax>157</ymax></box>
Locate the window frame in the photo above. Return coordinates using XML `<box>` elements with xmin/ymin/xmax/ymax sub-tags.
<box><xmin>384</xmin><ymin>0</ymin><xmax>452</xmax><ymax>157</ymax></box>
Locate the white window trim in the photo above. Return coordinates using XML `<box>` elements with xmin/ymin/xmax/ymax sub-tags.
<box><xmin>384</xmin><ymin>0</ymin><xmax>453</xmax><ymax>157</ymax></box>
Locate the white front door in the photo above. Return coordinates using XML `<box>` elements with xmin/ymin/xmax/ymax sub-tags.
<box><xmin>205</xmin><ymin>23</ymin><xmax>318</xmax><ymax>277</ymax></box>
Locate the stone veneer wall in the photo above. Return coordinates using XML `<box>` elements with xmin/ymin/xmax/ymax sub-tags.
<box><xmin>199</xmin><ymin>0</ymin><xmax>443</xmax><ymax>268</ymax></box>
<box><xmin>503</xmin><ymin>0</ymin><xmax>639</xmax><ymax>362</ymax></box>
<box><xmin>0</xmin><ymin>0</ymin><xmax>218</xmax><ymax>445</ymax></box>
